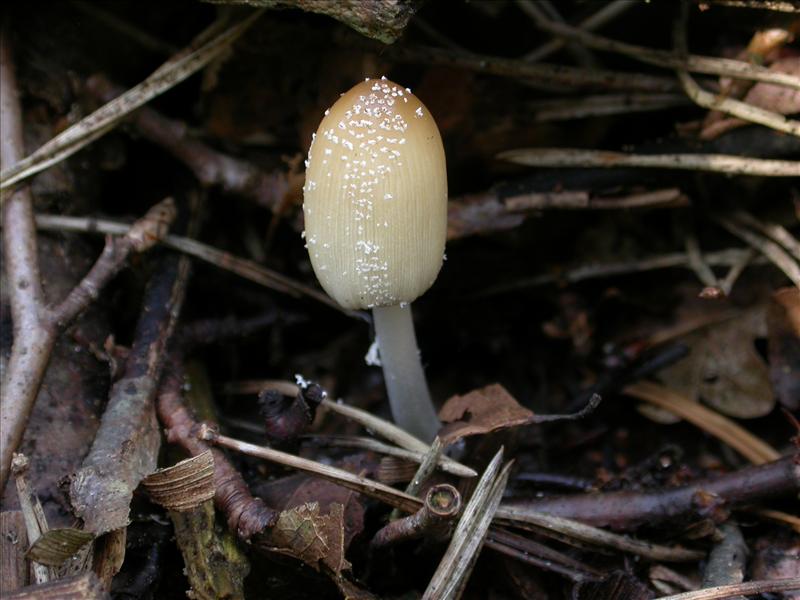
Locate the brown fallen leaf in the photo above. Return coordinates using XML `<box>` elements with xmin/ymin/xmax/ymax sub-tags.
<box><xmin>260</xmin><ymin>501</ymin><xmax>351</xmax><ymax>576</ymax></box>
<box><xmin>768</xmin><ymin>287</ymin><xmax>800</xmax><ymax>411</ymax></box>
<box><xmin>751</xmin><ymin>532</ymin><xmax>800</xmax><ymax>600</ymax></box>
<box><xmin>438</xmin><ymin>383</ymin><xmax>534</xmax><ymax>444</ymax></box>
<box><xmin>701</xmin><ymin>57</ymin><xmax>800</xmax><ymax>139</ymax></box>
<box><xmin>654</xmin><ymin>308</ymin><xmax>773</xmax><ymax>419</ymax></box>
<box><xmin>284</xmin><ymin>476</ymin><xmax>366</xmax><ymax>548</ymax></box>
<box><xmin>624</xmin><ymin>381</ymin><xmax>780</xmax><ymax>465</ymax></box>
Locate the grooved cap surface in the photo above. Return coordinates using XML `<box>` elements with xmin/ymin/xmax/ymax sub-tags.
<box><xmin>303</xmin><ymin>78</ymin><xmax>447</xmax><ymax>310</ymax></box>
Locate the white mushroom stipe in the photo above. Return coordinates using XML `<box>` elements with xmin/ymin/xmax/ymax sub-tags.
<box><xmin>372</xmin><ymin>304</ymin><xmax>440</xmax><ymax>442</ymax></box>
<box><xmin>303</xmin><ymin>78</ymin><xmax>447</xmax><ymax>441</ymax></box>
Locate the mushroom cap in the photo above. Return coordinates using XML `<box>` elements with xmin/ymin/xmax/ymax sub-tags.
<box><xmin>302</xmin><ymin>78</ymin><xmax>447</xmax><ymax>310</ymax></box>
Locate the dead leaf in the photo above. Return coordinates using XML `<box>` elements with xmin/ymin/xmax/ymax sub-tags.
<box><xmin>438</xmin><ymin>383</ymin><xmax>533</xmax><ymax>444</ymax></box>
<box><xmin>655</xmin><ymin>308</ymin><xmax>773</xmax><ymax>419</ymax></box>
<box><xmin>284</xmin><ymin>477</ymin><xmax>366</xmax><ymax>548</ymax></box>
<box><xmin>26</xmin><ymin>528</ymin><xmax>94</xmax><ymax>567</ymax></box>
<box><xmin>751</xmin><ymin>533</ymin><xmax>800</xmax><ymax>600</ymax></box>
<box><xmin>701</xmin><ymin>57</ymin><xmax>800</xmax><ymax>139</ymax></box>
<box><xmin>262</xmin><ymin>502</ymin><xmax>351</xmax><ymax>576</ymax></box>
<box><xmin>768</xmin><ymin>287</ymin><xmax>800</xmax><ymax>411</ymax></box>
<box><xmin>744</xmin><ymin>58</ymin><xmax>800</xmax><ymax>115</ymax></box>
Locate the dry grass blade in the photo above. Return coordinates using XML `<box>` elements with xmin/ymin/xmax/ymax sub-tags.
<box><xmin>390</xmin><ymin>45</ymin><xmax>679</xmax><ymax>93</ymax></box>
<box><xmin>221</xmin><ymin>378</ymin><xmax>477</xmax><ymax>477</ymax></box>
<box><xmin>423</xmin><ymin>449</ymin><xmax>512</xmax><ymax>600</ymax></box>
<box><xmin>318</xmin><ymin>398</ymin><xmax>477</xmax><ymax>477</ymax></box>
<box><xmin>493</xmin><ymin>505</ymin><xmax>704</xmax><ymax>562</ymax></box>
<box><xmin>655</xmin><ymin>577</ymin><xmax>800</xmax><ymax>600</ymax></box>
<box><xmin>518</xmin><ymin>0</ymin><xmax>800</xmax><ymax>89</ymax></box>
<box><xmin>732</xmin><ymin>210</ymin><xmax>800</xmax><ymax>261</ymax></box>
<box><xmin>209</xmin><ymin>431</ymin><xmax>423</xmax><ymax>514</ymax></box>
<box><xmin>707</xmin><ymin>0</ymin><xmax>800</xmax><ymax>10</ymax></box>
<box><xmin>321</xmin><ymin>398</ymin><xmax>429</xmax><ymax>452</ymax></box>
<box><xmin>715</xmin><ymin>214</ymin><xmax>800</xmax><ymax>288</ymax></box>
<box><xmin>676</xmin><ymin>69</ymin><xmax>800</xmax><ymax>137</ymax></box>
<box><xmin>624</xmin><ymin>381</ymin><xmax>781</xmax><ymax>464</ymax></box>
<box><xmin>32</xmin><ymin>213</ymin><xmax>356</xmax><ymax>318</ymax></box>
<box><xmin>523</xmin><ymin>0</ymin><xmax>634</xmax><ymax>63</ymax></box>
<box><xmin>305</xmin><ymin>434</ymin><xmax>473</xmax><ymax>477</ymax></box>
<box><xmin>498</xmin><ymin>148</ymin><xmax>800</xmax><ymax>176</ymax></box>
<box><xmin>26</xmin><ymin>528</ymin><xmax>94</xmax><ymax>567</ymax></box>
<box><xmin>672</xmin><ymin>4</ymin><xmax>800</xmax><ymax>137</ymax></box>
<box><xmin>404</xmin><ymin>436</ymin><xmax>444</xmax><ymax>497</ymax></box>
<box><xmin>142</xmin><ymin>450</ymin><xmax>215</xmax><ymax>512</ymax></box>
<box><xmin>531</xmin><ymin>93</ymin><xmax>691</xmax><ymax>121</ymax></box>
<box><xmin>751</xmin><ymin>508</ymin><xmax>800</xmax><ymax>534</ymax></box>
<box><xmin>389</xmin><ymin>437</ymin><xmax>445</xmax><ymax>520</ymax></box>
<box><xmin>480</xmin><ymin>248</ymin><xmax>766</xmax><ymax>296</ymax></box>
<box><xmin>0</xmin><ymin>10</ymin><xmax>263</xmax><ymax>192</ymax></box>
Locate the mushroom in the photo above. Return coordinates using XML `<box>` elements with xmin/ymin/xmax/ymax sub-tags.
<box><xmin>302</xmin><ymin>77</ymin><xmax>447</xmax><ymax>441</ymax></box>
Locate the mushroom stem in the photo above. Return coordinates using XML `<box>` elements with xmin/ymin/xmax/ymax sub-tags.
<box><xmin>372</xmin><ymin>303</ymin><xmax>440</xmax><ymax>442</ymax></box>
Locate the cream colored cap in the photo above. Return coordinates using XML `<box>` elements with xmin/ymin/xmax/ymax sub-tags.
<box><xmin>302</xmin><ymin>78</ymin><xmax>447</xmax><ymax>310</ymax></box>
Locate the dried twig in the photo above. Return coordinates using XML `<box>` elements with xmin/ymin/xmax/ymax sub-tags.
<box><xmin>522</xmin><ymin>0</ymin><xmax>634</xmax><ymax>63</ymax></box>
<box><xmin>388</xmin><ymin>45</ymin><xmax>680</xmax><ymax>93</ymax></box>
<box><xmin>494</xmin><ymin>506</ymin><xmax>705</xmax><ymax>562</ymax></box>
<box><xmin>485</xmin><ymin>527</ymin><xmax>604</xmax><ymax>582</ymax></box>
<box><xmin>530</xmin><ymin>93</ymin><xmax>691</xmax><ymax>121</ymax></box>
<box><xmin>656</xmin><ymin>578</ymin><xmax>800</xmax><ymax>600</ymax></box>
<box><xmin>732</xmin><ymin>210</ymin><xmax>800</xmax><ymax>261</ymax></box>
<box><xmin>240</xmin><ymin>381</ymin><xmax>477</xmax><ymax>477</ymax></box>
<box><xmin>480</xmin><ymin>247</ymin><xmax>767</xmax><ymax>296</ymax></box>
<box><xmin>0</xmin><ymin>11</ymin><xmax>263</xmax><ymax>192</ymax></box>
<box><xmin>686</xmin><ymin>235</ymin><xmax>721</xmax><ymax>289</ymax></box>
<box><xmin>86</xmin><ymin>75</ymin><xmax>291</xmax><ymax>212</ymax></box>
<box><xmin>371</xmin><ymin>484</ymin><xmax>461</xmax><ymax>550</ymax></box>
<box><xmin>388</xmin><ymin>436</ymin><xmax>445</xmax><ymax>521</ymax></box>
<box><xmin>673</xmin><ymin>4</ymin><xmax>800</xmax><ymax>137</ymax></box>
<box><xmin>206</xmin><ymin>430</ymin><xmax>422</xmax><ymax>514</ymax></box>
<box><xmin>0</xmin><ymin>34</ymin><xmax>176</xmax><ymax>490</ymax></box>
<box><xmin>203</xmin><ymin>0</ymin><xmax>419</xmax><ymax>44</ymax></box>
<box><xmin>157</xmin><ymin>367</ymin><xmax>278</xmax><ymax>539</ymax></box>
<box><xmin>715</xmin><ymin>214</ymin><xmax>800</xmax><ymax>288</ymax></box>
<box><xmin>0</xmin><ymin>35</ymin><xmax>51</xmax><ymax>493</ymax></box>
<box><xmin>403</xmin><ymin>437</ymin><xmax>444</xmax><ymax>499</ymax></box>
<box><xmin>70</xmin><ymin>251</ymin><xmax>191</xmax><ymax>534</ymax></box>
<box><xmin>320</xmin><ymin>399</ymin><xmax>475</xmax><ymax>477</ymax></box>
<box><xmin>702</xmin><ymin>523</ymin><xmax>747</xmax><ymax>600</ymax></box>
<box><xmin>515</xmin><ymin>0</ymin><xmax>595</xmax><ymax>67</ymax></box>
<box><xmin>0</xmin><ymin>511</ymin><xmax>29</xmax><ymax>593</ymax></box>
<box><xmin>701</xmin><ymin>0</ymin><xmax>800</xmax><ymax>11</ymax></box>
<box><xmin>520</xmin><ymin>0</ymin><xmax>800</xmax><ymax>89</ymax></box>
<box><xmin>143</xmin><ymin>452</ymin><xmax>248</xmax><ymax>600</ymax></box>
<box><xmin>33</xmin><ymin>212</ymin><xmax>355</xmax><ymax>317</ymax></box>
<box><xmin>498</xmin><ymin>148</ymin><xmax>800</xmax><ymax>176</ymax></box>
<box><xmin>176</xmin><ymin>393</ymin><xmax>715</xmax><ymax>564</ymax></box>
<box><xmin>503</xmin><ymin>187</ymin><xmax>688</xmax><ymax>211</ymax></box>
<box><xmin>717</xmin><ymin>248</ymin><xmax>756</xmax><ymax>296</ymax></box>
<box><xmin>2</xmin><ymin>572</ymin><xmax>108</xmax><ymax>600</ymax></box>
<box><xmin>506</xmin><ymin>454</ymin><xmax>800</xmax><ymax>531</ymax></box>
<box><xmin>206</xmin><ymin>376</ymin><xmax>474</xmax><ymax>476</ymax></box>
<box><xmin>301</xmin><ymin>434</ymin><xmax>473</xmax><ymax>478</ymax></box>
<box><xmin>423</xmin><ymin>450</ymin><xmax>512</xmax><ymax>600</ymax></box>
